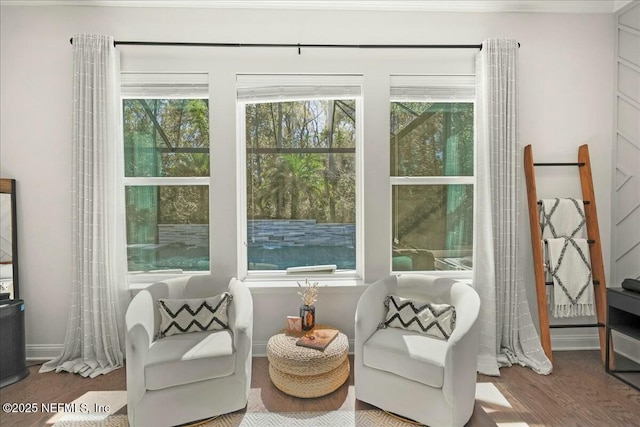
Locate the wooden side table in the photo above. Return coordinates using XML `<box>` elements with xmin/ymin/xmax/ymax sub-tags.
<box><xmin>605</xmin><ymin>288</ymin><xmax>640</xmax><ymax>391</ymax></box>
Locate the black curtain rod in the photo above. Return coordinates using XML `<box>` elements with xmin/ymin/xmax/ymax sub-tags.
<box><xmin>114</xmin><ymin>41</ymin><xmax>484</xmax><ymax>49</ymax></box>
<box><xmin>69</xmin><ymin>38</ymin><xmax>492</xmax><ymax>52</ymax></box>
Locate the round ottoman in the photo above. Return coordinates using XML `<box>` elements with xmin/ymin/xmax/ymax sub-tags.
<box><xmin>266</xmin><ymin>328</ymin><xmax>350</xmax><ymax>398</ymax></box>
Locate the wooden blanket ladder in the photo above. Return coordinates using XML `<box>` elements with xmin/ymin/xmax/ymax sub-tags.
<box><xmin>524</xmin><ymin>144</ymin><xmax>610</xmax><ymax>365</ymax></box>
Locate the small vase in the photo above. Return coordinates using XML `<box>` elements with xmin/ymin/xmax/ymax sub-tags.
<box><xmin>300</xmin><ymin>304</ymin><xmax>315</xmax><ymax>331</ymax></box>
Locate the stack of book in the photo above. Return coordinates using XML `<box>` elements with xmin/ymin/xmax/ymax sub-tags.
<box><xmin>295</xmin><ymin>328</ymin><xmax>339</xmax><ymax>351</ymax></box>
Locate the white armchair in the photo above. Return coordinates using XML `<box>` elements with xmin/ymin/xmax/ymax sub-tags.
<box><xmin>125</xmin><ymin>276</ymin><xmax>253</xmax><ymax>427</ymax></box>
<box><xmin>355</xmin><ymin>275</ymin><xmax>480</xmax><ymax>427</ymax></box>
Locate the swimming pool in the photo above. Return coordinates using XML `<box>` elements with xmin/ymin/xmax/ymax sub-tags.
<box><xmin>248</xmin><ymin>245</ymin><xmax>355</xmax><ymax>270</ymax></box>
<box><xmin>127</xmin><ymin>244</ymin><xmax>355</xmax><ymax>272</ymax></box>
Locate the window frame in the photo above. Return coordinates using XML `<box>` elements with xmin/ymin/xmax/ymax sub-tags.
<box><xmin>236</xmin><ymin>74</ymin><xmax>364</xmax><ymax>283</ymax></box>
<box><xmin>120</xmin><ymin>73</ymin><xmax>211</xmax><ymax>281</ymax></box>
<box><xmin>389</xmin><ymin>75</ymin><xmax>476</xmax><ymax>277</ymax></box>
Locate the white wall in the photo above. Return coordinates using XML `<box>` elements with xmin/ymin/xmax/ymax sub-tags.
<box><xmin>0</xmin><ymin>5</ymin><xmax>614</xmax><ymax>358</ymax></box>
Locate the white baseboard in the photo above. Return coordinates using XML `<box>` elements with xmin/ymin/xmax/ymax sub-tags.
<box><xmin>26</xmin><ymin>344</ymin><xmax>63</xmax><ymax>361</ymax></box>
<box><xmin>28</xmin><ymin>336</ymin><xmax>635</xmax><ymax>364</ymax></box>
<box><xmin>258</xmin><ymin>332</ymin><xmax>635</xmax><ymax>360</ymax></box>
<box><xmin>551</xmin><ymin>332</ymin><xmax>600</xmax><ymax>351</ymax></box>
<box><xmin>253</xmin><ymin>340</ymin><xmax>269</xmax><ymax>357</ymax></box>
<box><xmin>551</xmin><ymin>332</ymin><xmax>639</xmax><ymax>363</ymax></box>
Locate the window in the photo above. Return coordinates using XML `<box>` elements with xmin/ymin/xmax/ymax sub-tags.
<box><xmin>390</xmin><ymin>76</ymin><xmax>475</xmax><ymax>272</ymax></box>
<box><xmin>121</xmin><ymin>74</ymin><xmax>210</xmax><ymax>272</ymax></box>
<box><xmin>238</xmin><ymin>75</ymin><xmax>362</xmax><ymax>278</ymax></box>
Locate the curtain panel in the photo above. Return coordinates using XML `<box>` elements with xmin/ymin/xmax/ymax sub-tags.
<box><xmin>474</xmin><ymin>38</ymin><xmax>552</xmax><ymax>376</ymax></box>
<box><xmin>40</xmin><ymin>34</ymin><xmax>126</xmax><ymax>378</ymax></box>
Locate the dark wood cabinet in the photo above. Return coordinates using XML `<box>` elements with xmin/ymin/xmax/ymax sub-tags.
<box><xmin>605</xmin><ymin>288</ymin><xmax>640</xmax><ymax>391</ymax></box>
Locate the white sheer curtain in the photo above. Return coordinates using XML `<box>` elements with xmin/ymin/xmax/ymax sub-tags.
<box><xmin>40</xmin><ymin>34</ymin><xmax>126</xmax><ymax>378</ymax></box>
<box><xmin>474</xmin><ymin>38</ymin><xmax>552</xmax><ymax>376</ymax></box>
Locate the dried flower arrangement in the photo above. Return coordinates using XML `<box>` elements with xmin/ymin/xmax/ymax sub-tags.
<box><xmin>297</xmin><ymin>278</ymin><xmax>320</xmax><ymax>306</ymax></box>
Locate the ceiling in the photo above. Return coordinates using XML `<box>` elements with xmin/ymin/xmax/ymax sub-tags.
<box><xmin>0</xmin><ymin>0</ymin><xmax>635</xmax><ymax>13</ymax></box>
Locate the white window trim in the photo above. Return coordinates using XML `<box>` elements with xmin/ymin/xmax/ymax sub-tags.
<box><xmin>236</xmin><ymin>75</ymin><xmax>364</xmax><ymax>283</ymax></box>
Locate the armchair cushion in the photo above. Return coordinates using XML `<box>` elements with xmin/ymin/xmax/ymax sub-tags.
<box><xmin>381</xmin><ymin>295</ymin><xmax>456</xmax><ymax>340</ymax></box>
<box><xmin>158</xmin><ymin>292</ymin><xmax>232</xmax><ymax>337</ymax></box>
<box><xmin>363</xmin><ymin>327</ymin><xmax>447</xmax><ymax>388</ymax></box>
<box><xmin>145</xmin><ymin>329</ymin><xmax>235</xmax><ymax>390</ymax></box>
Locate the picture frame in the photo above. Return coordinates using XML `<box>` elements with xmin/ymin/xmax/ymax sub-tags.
<box><xmin>286</xmin><ymin>316</ymin><xmax>302</xmax><ymax>334</ymax></box>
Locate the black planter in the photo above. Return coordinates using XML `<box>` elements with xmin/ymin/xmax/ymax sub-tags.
<box><xmin>300</xmin><ymin>304</ymin><xmax>316</xmax><ymax>331</ymax></box>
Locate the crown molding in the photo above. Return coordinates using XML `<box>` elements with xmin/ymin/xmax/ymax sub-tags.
<box><xmin>0</xmin><ymin>0</ymin><xmax>633</xmax><ymax>13</ymax></box>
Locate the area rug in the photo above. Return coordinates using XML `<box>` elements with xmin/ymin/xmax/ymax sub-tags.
<box><xmin>50</xmin><ymin>383</ymin><xmax>516</xmax><ymax>427</ymax></box>
<box><xmin>52</xmin><ymin>411</ymin><xmax>423</xmax><ymax>426</ymax></box>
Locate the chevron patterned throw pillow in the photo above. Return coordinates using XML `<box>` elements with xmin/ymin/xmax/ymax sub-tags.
<box><xmin>380</xmin><ymin>295</ymin><xmax>456</xmax><ymax>340</ymax></box>
<box><xmin>157</xmin><ymin>292</ymin><xmax>233</xmax><ymax>338</ymax></box>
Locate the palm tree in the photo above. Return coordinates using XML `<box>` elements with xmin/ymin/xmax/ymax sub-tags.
<box><xmin>259</xmin><ymin>153</ymin><xmax>324</xmax><ymax>219</ymax></box>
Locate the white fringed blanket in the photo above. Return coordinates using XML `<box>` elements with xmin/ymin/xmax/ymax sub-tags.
<box><xmin>546</xmin><ymin>237</ymin><xmax>595</xmax><ymax>317</ymax></box>
<box><xmin>540</xmin><ymin>198</ymin><xmax>586</xmax><ymax>239</ymax></box>
<box><xmin>539</xmin><ymin>198</ymin><xmax>595</xmax><ymax>318</ymax></box>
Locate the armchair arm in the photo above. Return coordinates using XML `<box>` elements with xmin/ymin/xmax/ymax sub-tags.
<box><xmin>442</xmin><ymin>282</ymin><xmax>481</xmax><ymax>412</ymax></box>
<box><xmin>125</xmin><ymin>290</ymin><xmax>155</xmax><ymax>409</ymax></box>
<box><xmin>228</xmin><ymin>278</ymin><xmax>253</xmax><ymax>357</ymax></box>
<box><xmin>126</xmin><ymin>324</ymin><xmax>150</xmax><ymax>408</ymax></box>
<box><xmin>355</xmin><ymin>275</ymin><xmax>398</xmax><ymax>366</ymax></box>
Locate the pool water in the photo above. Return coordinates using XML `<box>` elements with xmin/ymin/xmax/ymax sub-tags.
<box><xmin>248</xmin><ymin>245</ymin><xmax>356</xmax><ymax>270</ymax></box>
<box><xmin>128</xmin><ymin>244</ymin><xmax>355</xmax><ymax>272</ymax></box>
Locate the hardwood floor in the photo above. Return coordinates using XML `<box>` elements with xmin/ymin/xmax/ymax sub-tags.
<box><xmin>1</xmin><ymin>351</ymin><xmax>638</xmax><ymax>427</ymax></box>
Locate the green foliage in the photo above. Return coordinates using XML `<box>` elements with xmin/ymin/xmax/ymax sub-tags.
<box><xmin>123</xmin><ymin>99</ymin><xmax>210</xmax><ymax>178</ymax></box>
<box><xmin>391</xmin><ymin>102</ymin><xmax>473</xmax><ymax>177</ymax></box>
<box><xmin>257</xmin><ymin>154</ymin><xmax>324</xmax><ymax>219</ymax></box>
<box><xmin>123</xmin><ymin>97</ymin><xmax>474</xmax><ymax>262</ymax></box>
<box><xmin>123</xmin><ymin>99</ymin><xmax>211</xmax><ymax>247</ymax></box>
<box><xmin>246</xmin><ymin>100</ymin><xmax>356</xmax><ymax>223</ymax></box>
<box><xmin>390</xmin><ymin>102</ymin><xmax>474</xmax><ymax>255</ymax></box>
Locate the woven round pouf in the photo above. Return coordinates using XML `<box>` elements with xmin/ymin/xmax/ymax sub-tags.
<box><xmin>266</xmin><ymin>328</ymin><xmax>349</xmax><ymax>398</ymax></box>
